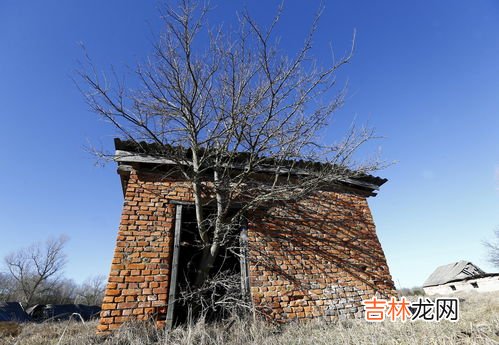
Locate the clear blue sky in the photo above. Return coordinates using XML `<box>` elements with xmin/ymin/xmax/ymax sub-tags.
<box><xmin>1</xmin><ymin>1</ymin><xmax>498</xmax><ymax>288</ymax></box>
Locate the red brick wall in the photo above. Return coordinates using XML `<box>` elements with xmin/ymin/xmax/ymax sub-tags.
<box><xmin>99</xmin><ymin>169</ymin><xmax>394</xmax><ymax>331</ymax></box>
<box><xmin>98</xmin><ymin>170</ymin><xmax>193</xmax><ymax>332</ymax></box>
<box><xmin>247</xmin><ymin>192</ymin><xmax>395</xmax><ymax>322</ymax></box>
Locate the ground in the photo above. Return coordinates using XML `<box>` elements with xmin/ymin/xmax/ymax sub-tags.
<box><xmin>1</xmin><ymin>292</ymin><xmax>497</xmax><ymax>344</ymax></box>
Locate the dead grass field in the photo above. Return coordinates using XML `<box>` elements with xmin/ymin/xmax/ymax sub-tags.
<box><xmin>1</xmin><ymin>292</ymin><xmax>497</xmax><ymax>345</ymax></box>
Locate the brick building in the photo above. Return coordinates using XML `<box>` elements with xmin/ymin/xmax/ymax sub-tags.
<box><xmin>97</xmin><ymin>139</ymin><xmax>395</xmax><ymax>332</ymax></box>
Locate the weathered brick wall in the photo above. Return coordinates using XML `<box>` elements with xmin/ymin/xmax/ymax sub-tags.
<box><xmin>99</xmin><ymin>169</ymin><xmax>394</xmax><ymax>331</ymax></box>
<box><xmin>247</xmin><ymin>191</ymin><xmax>395</xmax><ymax>322</ymax></box>
<box><xmin>98</xmin><ymin>170</ymin><xmax>193</xmax><ymax>332</ymax></box>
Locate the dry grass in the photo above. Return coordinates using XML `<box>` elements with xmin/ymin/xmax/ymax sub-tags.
<box><xmin>1</xmin><ymin>292</ymin><xmax>497</xmax><ymax>345</ymax></box>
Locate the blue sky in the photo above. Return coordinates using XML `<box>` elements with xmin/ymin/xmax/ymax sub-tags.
<box><xmin>0</xmin><ymin>1</ymin><xmax>498</xmax><ymax>288</ymax></box>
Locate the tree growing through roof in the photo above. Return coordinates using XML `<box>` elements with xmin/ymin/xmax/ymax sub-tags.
<box><xmin>79</xmin><ymin>0</ymin><xmax>383</xmax><ymax>317</ymax></box>
<box><xmin>3</xmin><ymin>236</ymin><xmax>68</xmax><ymax>306</ymax></box>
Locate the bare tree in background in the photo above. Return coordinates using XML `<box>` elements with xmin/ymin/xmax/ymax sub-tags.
<box><xmin>76</xmin><ymin>275</ymin><xmax>106</xmax><ymax>306</ymax></box>
<box><xmin>0</xmin><ymin>272</ymin><xmax>16</xmax><ymax>301</ymax></box>
<box><xmin>79</xmin><ymin>0</ymin><xmax>383</xmax><ymax>316</ymax></box>
<box><xmin>4</xmin><ymin>236</ymin><xmax>68</xmax><ymax>306</ymax></box>
<box><xmin>484</xmin><ymin>227</ymin><xmax>499</xmax><ymax>268</ymax></box>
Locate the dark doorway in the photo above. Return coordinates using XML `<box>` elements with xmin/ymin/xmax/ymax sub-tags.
<box><xmin>172</xmin><ymin>205</ymin><xmax>242</xmax><ymax>326</ymax></box>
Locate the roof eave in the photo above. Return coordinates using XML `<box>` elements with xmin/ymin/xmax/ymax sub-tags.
<box><xmin>114</xmin><ymin>148</ymin><xmax>388</xmax><ymax>196</ymax></box>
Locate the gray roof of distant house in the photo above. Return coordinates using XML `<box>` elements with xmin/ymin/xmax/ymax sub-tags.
<box><xmin>423</xmin><ymin>261</ymin><xmax>487</xmax><ymax>287</ymax></box>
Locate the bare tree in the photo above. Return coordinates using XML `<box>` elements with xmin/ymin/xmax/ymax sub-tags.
<box><xmin>37</xmin><ymin>278</ymin><xmax>78</xmax><ymax>305</ymax></box>
<box><xmin>484</xmin><ymin>227</ymin><xmax>499</xmax><ymax>268</ymax></box>
<box><xmin>4</xmin><ymin>236</ymin><xmax>68</xmax><ymax>306</ymax></box>
<box><xmin>0</xmin><ymin>272</ymin><xmax>17</xmax><ymax>302</ymax></box>
<box><xmin>79</xmin><ymin>0</ymin><xmax>382</xmax><ymax>316</ymax></box>
<box><xmin>76</xmin><ymin>275</ymin><xmax>106</xmax><ymax>306</ymax></box>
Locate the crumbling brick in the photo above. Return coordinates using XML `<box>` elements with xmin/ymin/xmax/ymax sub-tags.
<box><xmin>98</xmin><ymin>168</ymin><xmax>395</xmax><ymax>332</ymax></box>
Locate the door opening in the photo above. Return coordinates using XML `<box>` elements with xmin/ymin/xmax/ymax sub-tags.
<box><xmin>171</xmin><ymin>205</ymin><xmax>243</xmax><ymax>326</ymax></box>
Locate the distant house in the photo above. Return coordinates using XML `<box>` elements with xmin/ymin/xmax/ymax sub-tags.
<box><xmin>423</xmin><ymin>261</ymin><xmax>499</xmax><ymax>295</ymax></box>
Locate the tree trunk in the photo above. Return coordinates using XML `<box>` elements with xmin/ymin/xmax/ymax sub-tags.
<box><xmin>194</xmin><ymin>169</ymin><xmax>224</xmax><ymax>286</ymax></box>
<box><xmin>194</xmin><ymin>242</ymin><xmax>220</xmax><ymax>287</ymax></box>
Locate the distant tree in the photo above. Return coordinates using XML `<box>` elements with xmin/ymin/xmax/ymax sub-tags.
<box><xmin>0</xmin><ymin>272</ymin><xmax>16</xmax><ymax>301</ymax></box>
<box><xmin>39</xmin><ymin>278</ymin><xmax>79</xmax><ymax>305</ymax></box>
<box><xmin>76</xmin><ymin>275</ymin><xmax>106</xmax><ymax>306</ymax></box>
<box><xmin>484</xmin><ymin>227</ymin><xmax>499</xmax><ymax>268</ymax></box>
<box><xmin>397</xmin><ymin>286</ymin><xmax>425</xmax><ymax>297</ymax></box>
<box><xmin>3</xmin><ymin>236</ymin><xmax>68</xmax><ymax>306</ymax></box>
